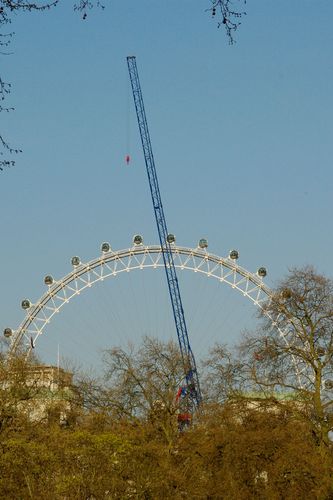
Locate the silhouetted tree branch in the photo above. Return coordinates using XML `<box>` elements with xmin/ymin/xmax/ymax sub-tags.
<box><xmin>0</xmin><ymin>0</ymin><xmax>246</xmax><ymax>171</ymax></box>
<box><xmin>0</xmin><ymin>1</ymin><xmax>60</xmax><ymax>170</ymax></box>
<box><xmin>207</xmin><ymin>0</ymin><xmax>246</xmax><ymax>44</ymax></box>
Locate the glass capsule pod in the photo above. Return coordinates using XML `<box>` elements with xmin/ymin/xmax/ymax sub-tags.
<box><xmin>281</xmin><ymin>288</ymin><xmax>292</xmax><ymax>300</ymax></box>
<box><xmin>21</xmin><ymin>299</ymin><xmax>31</xmax><ymax>310</ymax></box>
<box><xmin>71</xmin><ymin>256</ymin><xmax>81</xmax><ymax>267</ymax></box>
<box><xmin>257</xmin><ymin>267</ymin><xmax>267</xmax><ymax>278</ymax></box>
<box><xmin>101</xmin><ymin>242</ymin><xmax>111</xmax><ymax>253</ymax></box>
<box><xmin>133</xmin><ymin>234</ymin><xmax>143</xmax><ymax>246</ymax></box>
<box><xmin>229</xmin><ymin>250</ymin><xmax>239</xmax><ymax>260</ymax></box>
<box><xmin>44</xmin><ymin>275</ymin><xmax>54</xmax><ymax>286</ymax></box>
<box><xmin>3</xmin><ymin>327</ymin><xmax>12</xmax><ymax>338</ymax></box>
<box><xmin>317</xmin><ymin>347</ymin><xmax>326</xmax><ymax>357</ymax></box>
<box><xmin>167</xmin><ymin>234</ymin><xmax>176</xmax><ymax>244</ymax></box>
<box><xmin>198</xmin><ymin>238</ymin><xmax>208</xmax><ymax>249</ymax></box>
<box><xmin>325</xmin><ymin>380</ymin><xmax>333</xmax><ymax>390</ymax></box>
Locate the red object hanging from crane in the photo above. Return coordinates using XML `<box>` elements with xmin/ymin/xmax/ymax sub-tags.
<box><xmin>125</xmin><ymin>155</ymin><xmax>131</xmax><ymax>165</ymax></box>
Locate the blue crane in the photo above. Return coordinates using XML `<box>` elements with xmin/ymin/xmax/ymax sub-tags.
<box><xmin>127</xmin><ymin>56</ymin><xmax>202</xmax><ymax>414</ymax></box>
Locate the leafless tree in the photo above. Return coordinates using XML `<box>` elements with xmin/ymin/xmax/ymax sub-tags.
<box><xmin>201</xmin><ymin>343</ymin><xmax>247</xmax><ymax>403</ymax></box>
<box><xmin>76</xmin><ymin>337</ymin><xmax>186</xmax><ymax>444</ymax></box>
<box><xmin>78</xmin><ymin>337</ymin><xmax>184</xmax><ymax>417</ymax></box>
<box><xmin>239</xmin><ymin>266</ymin><xmax>333</xmax><ymax>451</ymax></box>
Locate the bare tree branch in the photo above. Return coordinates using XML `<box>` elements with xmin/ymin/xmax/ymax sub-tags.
<box><xmin>206</xmin><ymin>0</ymin><xmax>246</xmax><ymax>44</ymax></box>
<box><xmin>238</xmin><ymin>266</ymin><xmax>333</xmax><ymax>450</ymax></box>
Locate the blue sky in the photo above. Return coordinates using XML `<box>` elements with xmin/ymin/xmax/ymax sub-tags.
<box><xmin>1</xmin><ymin>1</ymin><xmax>332</xmax><ymax>369</ymax></box>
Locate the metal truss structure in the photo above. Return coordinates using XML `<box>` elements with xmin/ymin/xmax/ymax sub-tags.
<box><xmin>7</xmin><ymin>243</ymin><xmax>271</xmax><ymax>356</ymax></box>
<box><xmin>127</xmin><ymin>56</ymin><xmax>202</xmax><ymax>409</ymax></box>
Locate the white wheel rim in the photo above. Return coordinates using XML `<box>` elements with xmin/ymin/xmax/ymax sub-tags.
<box><xmin>7</xmin><ymin>243</ymin><xmax>303</xmax><ymax>387</ymax></box>
<box><xmin>9</xmin><ymin>244</ymin><xmax>270</xmax><ymax>352</ymax></box>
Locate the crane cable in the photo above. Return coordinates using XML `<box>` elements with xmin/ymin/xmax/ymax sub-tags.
<box><xmin>125</xmin><ymin>78</ymin><xmax>131</xmax><ymax>165</ymax></box>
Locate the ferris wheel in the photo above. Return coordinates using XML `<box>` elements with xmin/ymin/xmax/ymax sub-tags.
<box><xmin>4</xmin><ymin>236</ymin><xmax>271</xmax><ymax>352</ymax></box>
<box><xmin>3</xmin><ymin>235</ymin><xmax>308</xmax><ymax>390</ymax></box>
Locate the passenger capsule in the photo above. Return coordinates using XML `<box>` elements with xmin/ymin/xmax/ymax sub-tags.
<box><xmin>3</xmin><ymin>328</ymin><xmax>12</xmax><ymax>338</ymax></box>
<box><xmin>101</xmin><ymin>242</ymin><xmax>111</xmax><ymax>253</ymax></box>
<box><xmin>133</xmin><ymin>234</ymin><xmax>143</xmax><ymax>246</ymax></box>
<box><xmin>198</xmin><ymin>238</ymin><xmax>208</xmax><ymax>249</ymax></box>
<box><xmin>325</xmin><ymin>380</ymin><xmax>333</xmax><ymax>390</ymax></box>
<box><xmin>167</xmin><ymin>234</ymin><xmax>176</xmax><ymax>244</ymax></box>
<box><xmin>71</xmin><ymin>256</ymin><xmax>81</xmax><ymax>267</ymax></box>
<box><xmin>257</xmin><ymin>267</ymin><xmax>267</xmax><ymax>278</ymax></box>
<box><xmin>281</xmin><ymin>288</ymin><xmax>292</xmax><ymax>300</ymax></box>
<box><xmin>44</xmin><ymin>275</ymin><xmax>54</xmax><ymax>286</ymax></box>
<box><xmin>229</xmin><ymin>250</ymin><xmax>239</xmax><ymax>260</ymax></box>
<box><xmin>317</xmin><ymin>347</ymin><xmax>325</xmax><ymax>357</ymax></box>
<box><xmin>21</xmin><ymin>299</ymin><xmax>31</xmax><ymax>310</ymax></box>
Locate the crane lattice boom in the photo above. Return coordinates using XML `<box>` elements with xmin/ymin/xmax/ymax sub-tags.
<box><xmin>127</xmin><ymin>56</ymin><xmax>201</xmax><ymax>411</ymax></box>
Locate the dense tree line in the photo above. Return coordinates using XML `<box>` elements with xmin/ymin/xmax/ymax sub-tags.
<box><xmin>1</xmin><ymin>266</ymin><xmax>333</xmax><ymax>498</ymax></box>
<box><xmin>1</xmin><ymin>405</ymin><xmax>332</xmax><ymax>498</ymax></box>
